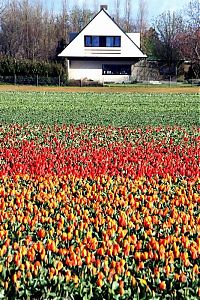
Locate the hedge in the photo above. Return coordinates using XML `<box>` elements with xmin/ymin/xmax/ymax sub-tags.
<box><xmin>0</xmin><ymin>56</ymin><xmax>67</xmax><ymax>77</ymax></box>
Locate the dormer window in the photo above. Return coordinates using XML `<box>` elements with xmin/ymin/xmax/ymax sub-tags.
<box><xmin>84</xmin><ymin>36</ymin><xmax>121</xmax><ymax>47</ymax></box>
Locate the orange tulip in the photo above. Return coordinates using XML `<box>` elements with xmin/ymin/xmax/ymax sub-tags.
<box><xmin>97</xmin><ymin>278</ymin><xmax>103</xmax><ymax>287</ymax></box>
<box><xmin>159</xmin><ymin>281</ymin><xmax>166</xmax><ymax>290</ymax></box>
<box><xmin>179</xmin><ymin>273</ymin><xmax>187</xmax><ymax>283</ymax></box>
<box><xmin>56</xmin><ymin>260</ymin><xmax>63</xmax><ymax>271</ymax></box>
<box><xmin>65</xmin><ymin>270</ymin><xmax>71</xmax><ymax>282</ymax></box>
<box><xmin>119</xmin><ymin>286</ymin><xmax>125</xmax><ymax>295</ymax></box>
<box><xmin>193</xmin><ymin>264</ymin><xmax>199</xmax><ymax>274</ymax></box>
<box><xmin>131</xmin><ymin>275</ymin><xmax>137</xmax><ymax>286</ymax></box>
<box><xmin>134</xmin><ymin>251</ymin><xmax>141</xmax><ymax>261</ymax></box>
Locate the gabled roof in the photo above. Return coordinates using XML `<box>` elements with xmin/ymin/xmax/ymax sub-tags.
<box><xmin>59</xmin><ymin>9</ymin><xmax>147</xmax><ymax>59</ymax></box>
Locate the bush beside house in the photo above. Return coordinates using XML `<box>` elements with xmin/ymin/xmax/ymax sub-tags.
<box><xmin>0</xmin><ymin>56</ymin><xmax>68</xmax><ymax>85</ymax></box>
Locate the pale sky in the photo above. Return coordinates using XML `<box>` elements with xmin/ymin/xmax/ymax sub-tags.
<box><xmin>46</xmin><ymin>0</ymin><xmax>191</xmax><ymax>22</ymax></box>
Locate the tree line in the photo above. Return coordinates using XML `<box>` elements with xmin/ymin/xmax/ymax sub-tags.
<box><xmin>0</xmin><ymin>0</ymin><xmax>199</xmax><ymax>78</ymax></box>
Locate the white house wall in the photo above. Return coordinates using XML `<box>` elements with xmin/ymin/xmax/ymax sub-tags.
<box><xmin>69</xmin><ymin>60</ymin><xmax>138</xmax><ymax>83</ymax></box>
<box><xmin>59</xmin><ymin>10</ymin><xmax>146</xmax><ymax>59</ymax></box>
<box><xmin>59</xmin><ymin>9</ymin><xmax>147</xmax><ymax>83</ymax></box>
<box><xmin>126</xmin><ymin>33</ymin><xmax>140</xmax><ymax>48</ymax></box>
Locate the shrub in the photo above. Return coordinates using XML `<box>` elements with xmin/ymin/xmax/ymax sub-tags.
<box><xmin>0</xmin><ymin>56</ymin><xmax>67</xmax><ymax>78</ymax></box>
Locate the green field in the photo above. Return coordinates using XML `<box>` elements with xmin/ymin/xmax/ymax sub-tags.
<box><xmin>0</xmin><ymin>91</ymin><xmax>199</xmax><ymax>127</ymax></box>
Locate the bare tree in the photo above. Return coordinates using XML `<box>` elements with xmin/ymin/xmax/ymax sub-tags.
<box><xmin>123</xmin><ymin>0</ymin><xmax>142</xmax><ymax>32</ymax></box>
<box><xmin>0</xmin><ymin>0</ymin><xmax>19</xmax><ymax>56</ymax></box>
<box><xmin>115</xmin><ymin>0</ymin><xmax>121</xmax><ymax>24</ymax></box>
<box><xmin>82</xmin><ymin>0</ymin><xmax>87</xmax><ymax>10</ymax></box>
<box><xmin>0</xmin><ymin>0</ymin><xmax>60</xmax><ymax>60</ymax></box>
<box><xmin>0</xmin><ymin>0</ymin><xmax>6</xmax><ymax>16</ymax></box>
<box><xmin>93</xmin><ymin>0</ymin><xmax>99</xmax><ymax>12</ymax></box>
<box><xmin>186</xmin><ymin>0</ymin><xmax>200</xmax><ymax>29</ymax></box>
<box><xmin>59</xmin><ymin>0</ymin><xmax>69</xmax><ymax>40</ymax></box>
<box><xmin>136</xmin><ymin>0</ymin><xmax>148</xmax><ymax>34</ymax></box>
<box><xmin>154</xmin><ymin>11</ymin><xmax>184</xmax><ymax>67</ymax></box>
<box><xmin>107</xmin><ymin>0</ymin><xmax>136</xmax><ymax>33</ymax></box>
<box><xmin>186</xmin><ymin>0</ymin><xmax>200</xmax><ymax>64</ymax></box>
<box><xmin>124</xmin><ymin>0</ymin><xmax>132</xmax><ymax>31</ymax></box>
<box><xmin>176</xmin><ymin>0</ymin><xmax>200</xmax><ymax>77</ymax></box>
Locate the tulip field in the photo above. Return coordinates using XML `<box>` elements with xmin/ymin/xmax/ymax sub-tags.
<box><xmin>0</xmin><ymin>91</ymin><xmax>199</xmax><ymax>299</ymax></box>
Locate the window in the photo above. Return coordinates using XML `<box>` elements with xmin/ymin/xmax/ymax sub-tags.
<box><xmin>85</xmin><ymin>36</ymin><xmax>92</xmax><ymax>46</ymax></box>
<box><xmin>84</xmin><ymin>36</ymin><xmax>121</xmax><ymax>47</ymax></box>
<box><xmin>85</xmin><ymin>36</ymin><xmax>100</xmax><ymax>47</ymax></box>
<box><xmin>102</xmin><ymin>64</ymin><xmax>131</xmax><ymax>75</ymax></box>
<box><xmin>93</xmin><ymin>36</ymin><xmax>99</xmax><ymax>47</ymax></box>
<box><xmin>106</xmin><ymin>36</ymin><xmax>121</xmax><ymax>47</ymax></box>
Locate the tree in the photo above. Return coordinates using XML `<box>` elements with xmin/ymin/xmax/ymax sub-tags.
<box><xmin>177</xmin><ymin>0</ymin><xmax>200</xmax><ymax>77</ymax></box>
<box><xmin>141</xmin><ymin>27</ymin><xmax>162</xmax><ymax>59</ymax></box>
<box><xmin>186</xmin><ymin>0</ymin><xmax>200</xmax><ymax>29</ymax></box>
<box><xmin>0</xmin><ymin>0</ymin><xmax>20</xmax><ymax>57</ymax></box>
<box><xmin>115</xmin><ymin>0</ymin><xmax>121</xmax><ymax>24</ymax></box>
<box><xmin>154</xmin><ymin>11</ymin><xmax>184</xmax><ymax>67</ymax></box>
<box><xmin>124</xmin><ymin>0</ymin><xmax>132</xmax><ymax>32</ymax></box>
<box><xmin>69</xmin><ymin>6</ymin><xmax>94</xmax><ymax>33</ymax></box>
<box><xmin>0</xmin><ymin>0</ymin><xmax>5</xmax><ymax>15</ymax></box>
<box><xmin>0</xmin><ymin>0</ymin><xmax>69</xmax><ymax>60</ymax></box>
<box><xmin>59</xmin><ymin>0</ymin><xmax>69</xmax><ymax>39</ymax></box>
<box><xmin>93</xmin><ymin>0</ymin><xmax>99</xmax><ymax>12</ymax></box>
<box><xmin>136</xmin><ymin>0</ymin><xmax>148</xmax><ymax>34</ymax></box>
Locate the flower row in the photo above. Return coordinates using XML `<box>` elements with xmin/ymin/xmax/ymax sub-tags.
<box><xmin>0</xmin><ymin>124</ymin><xmax>199</xmax><ymax>178</ymax></box>
<box><xmin>0</xmin><ymin>174</ymin><xmax>199</xmax><ymax>299</ymax></box>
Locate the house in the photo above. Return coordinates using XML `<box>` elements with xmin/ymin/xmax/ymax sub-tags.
<box><xmin>58</xmin><ymin>6</ymin><xmax>147</xmax><ymax>83</ymax></box>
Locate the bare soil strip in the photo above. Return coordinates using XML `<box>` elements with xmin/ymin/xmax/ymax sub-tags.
<box><xmin>0</xmin><ymin>84</ymin><xmax>199</xmax><ymax>94</ymax></box>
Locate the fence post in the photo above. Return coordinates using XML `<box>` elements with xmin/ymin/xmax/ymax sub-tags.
<box><xmin>58</xmin><ymin>75</ymin><xmax>60</xmax><ymax>87</ymax></box>
<box><xmin>14</xmin><ymin>74</ymin><xmax>17</xmax><ymax>85</ymax></box>
<box><xmin>36</xmin><ymin>75</ymin><xmax>38</xmax><ymax>86</ymax></box>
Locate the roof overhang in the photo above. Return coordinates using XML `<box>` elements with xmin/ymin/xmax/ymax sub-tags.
<box><xmin>59</xmin><ymin>55</ymin><xmax>147</xmax><ymax>60</ymax></box>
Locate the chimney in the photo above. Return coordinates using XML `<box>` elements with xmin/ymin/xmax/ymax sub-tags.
<box><xmin>100</xmin><ymin>5</ymin><xmax>108</xmax><ymax>10</ymax></box>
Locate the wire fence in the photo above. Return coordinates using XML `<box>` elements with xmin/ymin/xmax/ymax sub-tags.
<box><xmin>0</xmin><ymin>74</ymin><xmax>199</xmax><ymax>87</ymax></box>
<box><xmin>0</xmin><ymin>75</ymin><xmax>68</xmax><ymax>86</ymax></box>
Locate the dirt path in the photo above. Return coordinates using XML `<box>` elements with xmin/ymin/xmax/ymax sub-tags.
<box><xmin>0</xmin><ymin>84</ymin><xmax>199</xmax><ymax>94</ymax></box>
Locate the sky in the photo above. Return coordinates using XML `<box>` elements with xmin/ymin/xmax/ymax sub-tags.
<box><xmin>45</xmin><ymin>0</ymin><xmax>191</xmax><ymax>22</ymax></box>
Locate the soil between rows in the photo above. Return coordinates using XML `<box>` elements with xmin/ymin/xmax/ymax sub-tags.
<box><xmin>0</xmin><ymin>84</ymin><xmax>199</xmax><ymax>94</ymax></box>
